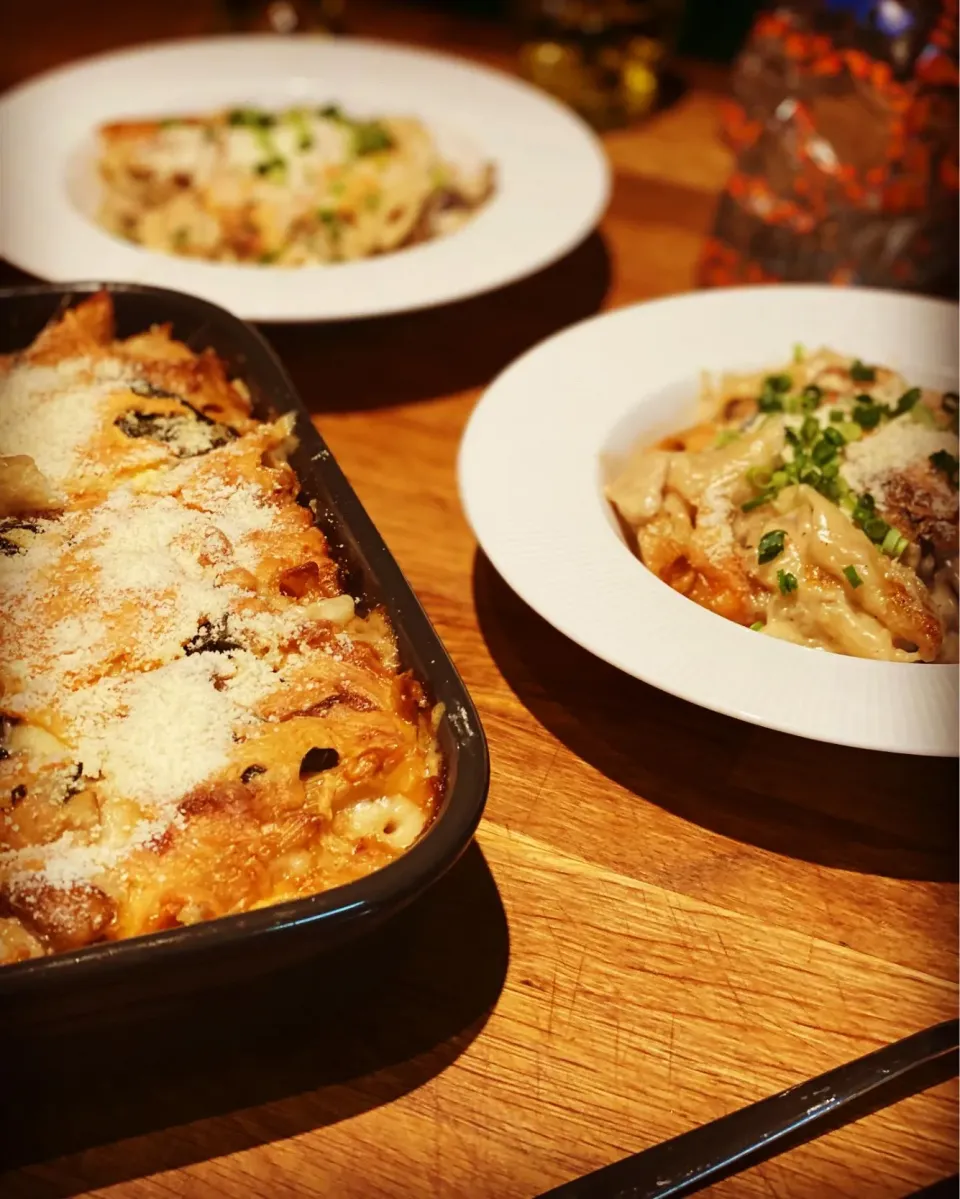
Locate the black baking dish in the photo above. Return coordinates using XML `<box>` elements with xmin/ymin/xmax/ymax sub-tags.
<box><xmin>0</xmin><ymin>282</ymin><xmax>489</xmax><ymax>1016</ymax></box>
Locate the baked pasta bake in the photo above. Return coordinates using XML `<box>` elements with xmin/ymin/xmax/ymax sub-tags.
<box><xmin>96</xmin><ymin>104</ymin><xmax>495</xmax><ymax>265</ymax></box>
<box><xmin>607</xmin><ymin>350</ymin><xmax>959</xmax><ymax>663</ymax></box>
<box><xmin>0</xmin><ymin>293</ymin><xmax>443</xmax><ymax>965</ymax></box>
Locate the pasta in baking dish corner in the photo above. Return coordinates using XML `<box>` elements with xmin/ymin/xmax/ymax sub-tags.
<box><xmin>606</xmin><ymin>350</ymin><xmax>959</xmax><ymax>663</ymax></box>
<box><xmin>0</xmin><ymin>292</ymin><xmax>444</xmax><ymax>965</ymax></box>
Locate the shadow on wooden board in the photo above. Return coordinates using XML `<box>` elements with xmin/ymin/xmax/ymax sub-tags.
<box><xmin>263</xmin><ymin>230</ymin><xmax>612</xmax><ymax>414</ymax></box>
<box><xmin>0</xmin><ymin>841</ymin><xmax>509</xmax><ymax>1193</ymax></box>
<box><xmin>473</xmin><ymin>552</ymin><xmax>958</xmax><ymax>884</ymax></box>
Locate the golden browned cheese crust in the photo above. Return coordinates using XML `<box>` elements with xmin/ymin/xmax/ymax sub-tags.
<box><xmin>0</xmin><ymin>293</ymin><xmax>443</xmax><ymax>964</ymax></box>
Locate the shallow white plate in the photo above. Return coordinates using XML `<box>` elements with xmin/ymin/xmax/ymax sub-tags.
<box><xmin>459</xmin><ymin>286</ymin><xmax>960</xmax><ymax>757</ymax></box>
<box><xmin>0</xmin><ymin>35</ymin><xmax>610</xmax><ymax>323</ymax></box>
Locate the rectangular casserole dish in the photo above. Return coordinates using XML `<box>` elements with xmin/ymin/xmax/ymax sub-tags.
<box><xmin>0</xmin><ymin>281</ymin><xmax>489</xmax><ymax>1017</ymax></box>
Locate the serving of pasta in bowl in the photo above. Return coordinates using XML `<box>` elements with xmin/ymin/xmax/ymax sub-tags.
<box><xmin>0</xmin><ymin>36</ymin><xmax>609</xmax><ymax>322</ymax></box>
<box><xmin>459</xmin><ymin>286</ymin><xmax>959</xmax><ymax>756</ymax></box>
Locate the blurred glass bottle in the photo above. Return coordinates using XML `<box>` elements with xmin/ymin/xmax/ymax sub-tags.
<box><xmin>514</xmin><ymin>0</ymin><xmax>685</xmax><ymax>128</ymax></box>
<box><xmin>223</xmin><ymin>0</ymin><xmax>345</xmax><ymax>34</ymax></box>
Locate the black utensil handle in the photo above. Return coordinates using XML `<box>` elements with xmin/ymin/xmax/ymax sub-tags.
<box><xmin>539</xmin><ymin>1019</ymin><xmax>959</xmax><ymax>1199</ymax></box>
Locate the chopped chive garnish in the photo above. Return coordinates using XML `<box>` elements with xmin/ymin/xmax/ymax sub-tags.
<box><xmin>850</xmin><ymin>360</ymin><xmax>876</xmax><ymax>383</ymax></box>
<box><xmin>317</xmin><ymin>103</ymin><xmax>344</xmax><ymax>120</ymax></box>
<box><xmin>909</xmin><ymin>403</ymin><xmax>936</xmax><ymax>428</ymax></box>
<box><xmin>750</xmin><ymin>621</ymin><xmax>765</xmax><ymax>632</ymax></box>
<box><xmin>757</xmin><ymin>529</ymin><xmax>787</xmax><ymax>564</ymax></box>
<box><xmin>793</xmin><ymin>343</ymin><xmax>805</xmax><ymax>363</ymax></box>
<box><xmin>741</xmin><ymin>491</ymin><xmax>775</xmax><ymax>512</ymax></box>
<box><xmin>852</xmin><ymin>402</ymin><xmax>882</xmax><ymax>430</ymax></box>
<box><xmin>777</xmin><ymin>569</ymin><xmax>798</xmax><ymax>595</ymax></box>
<box><xmin>801</xmin><ymin>415</ymin><xmax>820</xmax><ymax>444</ymax></box>
<box><xmin>770</xmin><ymin>469</ymin><xmax>789</xmax><ymax>489</ymax></box>
<box><xmin>799</xmin><ymin>464</ymin><xmax>821</xmax><ymax>486</ymax></box>
<box><xmin>880</xmin><ymin>527</ymin><xmax>909</xmax><ymax>558</ymax></box>
<box><xmin>785</xmin><ymin>427</ymin><xmax>802</xmax><ymax>449</ymax></box>
<box><xmin>758</xmin><ymin>390</ymin><xmax>783</xmax><ymax>413</ymax></box>
<box><xmin>829</xmin><ymin>408</ymin><xmax>845</xmax><ymax>422</ymax></box>
<box><xmin>822</xmin><ymin>425</ymin><xmax>845</xmax><ymax>447</ymax></box>
<box><xmin>766</xmin><ymin>373</ymin><xmax>792</xmax><ymax>394</ymax></box>
<box><xmin>836</xmin><ymin>421</ymin><xmax>862</xmax><ymax>442</ymax></box>
<box><xmin>228</xmin><ymin>108</ymin><xmax>275</xmax><ymax>128</ymax></box>
<box><xmin>842</xmin><ymin>565</ymin><xmax>863</xmax><ymax>588</ymax></box>
<box><xmin>255</xmin><ymin>156</ymin><xmax>287</xmax><ymax>179</ymax></box>
<box><xmin>746</xmin><ymin>465</ymin><xmax>774</xmax><ymax>489</ymax></box>
<box><xmin>811</xmin><ymin>439</ymin><xmax>837</xmax><ymax>466</ymax></box>
<box><xmin>352</xmin><ymin>120</ymin><xmax>393</xmax><ymax>155</ymax></box>
<box><xmin>894</xmin><ymin>387</ymin><xmax>922</xmax><ymax>415</ymax></box>
<box><xmin>801</xmin><ymin>384</ymin><xmax>822</xmax><ymax>411</ymax></box>
<box><xmin>819</xmin><ymin>459</ymin><xmax>840</xmax><ymax>480</ymax></box>
<box><xmin>714</xmin><ymin>428</ymin><xmax>740</xmax><ymax>448</ymax></box>
<box><xmin>930</xmin><ymin>450</ymin><xmax>959</xmax><ymax>488</ymax></box>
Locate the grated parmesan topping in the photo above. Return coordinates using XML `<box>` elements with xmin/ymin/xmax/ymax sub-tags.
<box><xmin>0</xmin><ymin>361</ymin><xmax>122</xmax><ymax>486</ymax></box>
<box><xmin>0</xmin><ymin>652</ymin><xmax>276</xmax><ymax>888</ymax></box>
<box><xmin>842</xmin><ymin>417</ymin><xmax>958</xmax><ymax>500</ymax></box>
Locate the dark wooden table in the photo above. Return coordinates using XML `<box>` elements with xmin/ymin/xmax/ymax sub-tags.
<box><xmin>2</xmin><ymin>4</ymin><xmax>957</xmax><ymax>1197</ymax></box>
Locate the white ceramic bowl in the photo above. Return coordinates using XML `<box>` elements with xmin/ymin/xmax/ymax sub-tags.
<box><xmin>458</xmin><ymin>286</ymin><xmax>960</xmax><ymax>757</ymax></box>
<box><xmin>0</xmin><ymin>35</ymin><xmax>610</xmax><ymax>322</ymax></box>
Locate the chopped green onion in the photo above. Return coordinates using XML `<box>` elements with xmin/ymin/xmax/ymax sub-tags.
<box><xmin>863</xmin><ymin>515</ymin><xmax>890</xmax><ymax>543</ymax></box>
<box><xmin>784</xmin><ymin>427</ymin><xmax>802</xmax><ymax>449</ymax></box>
<box><xmin>255</xmin><ymin>156</ymin><xmax>287</xmax><ymax>179</ymax></box>
<box><xmin>750</xmin><ymin>620</ymin><xmax>765</xmax><ymax>632</ymax></box>
<box><xmin>836</xmin><ymin>421</ymin><xmax>862</xmax><ymax>442</ymax></box>
<box><xmin>819</xmin><ymin>460</ymin><xmax>840</xmax><ymax>480</ymax></box>
<box><xmin>929</xmin><ymin>449</ymin><xmax>959</xmax><ymax>489</ymax></box>
<box><xmin>258</xmin><ymin>249</ymin><xmax>281</xmax><ymax>265</ymax></box>
<box><xmin>767</xmin><ymin>373</ymin><xmax>792</xmax><ymax>393</ymax></box>
<box><xmin>228</xmin><ymin>108</ymin><xmax>275</xmax><ymax>128</ymax></box>
<box><xmin>757</xmin><ymin>529</ymin><xmax>787</xmax><ymax>564</ymax></box>
<box><xmin>880</xmin><ymin>527</ymin><xmax>909</xmax><ymax>558</ymax></box>
<box><xmin>317</xmin><ymin>104</ymin><xmax>344</xmax><ymax>120</ymax></box>
<box><xmin>777</xmin><ymin>569</ymin><xmax>798</xmax><ymax>595</ymax></box>
<box><xmin>821</xmin><ymin>425</ymin><xmax>845</xmax><ymax>447</ymax></box>
<box><xmin>714</xmin><ymin>429</ymin><xmax>740</xmax><ymax>448</ymax></box>
<box><xmin>894</xmin><ymin>387</ymin><xmax>922</xmax><ymax>415</ymax></box>
<box><xmin>812</xmin><ymin>439</ymin><xmax>838</xmax><ymax>466</ymax></box>
<box><xmin>799</xmin><ymin>464</ymin><xmax>821</xmax><ymax>486</ymax></box>
<box><xmin>853</xmin><ymin>402</ymin><xmax>882</xmax><ymax>430</ymax></box>
<box><xmin>839</xmin><ymin>493</ymin><xmax>857</xmax><ymax>516</ymax></box>
<box><xmin>741</xmin><ymin>491</ymin><xmax>775</xmax><ymax>513</ymax></box>
<box><xmin>801</xmin><ymin>384</ymin><xmax>822</xmax><ymax>411</ymax></box>
<box><xmin>850</xmin><ymin>360</ymin><xmax>876</xmax><ymax>383</ymax></box>
<box><xmin>909</xmin><ymin>403</ymin><xmax>937</xmax><ymax>428</ymax></box>
<box><xmin>758</xmin><ymin>390</ymin><xmax>784</xmax><ymax>413</ymax></box>
<box><xmin>770</xmin><ymin>469</ymin><xmax>789</xmax><ymax>489</ymax></box>
<box><xmin>829</xmin><ymin>408</ymin><xmax>845</xmax><ymax>423</ymax></box>
<box><xmin>745</xmin><ymin>465</ymin><xmax>774</xmax><ymax>489</ymax></box>
<box><xmin>352</xmin><ymin>120</ymin><xmax>394</xmax><ymax>155</ymax></box>
<box><xmin>793</xmin><ymin>343</ymin><xmax>805</xmax><ymax>363</ymax></box>
<box><xmin>801</xmin><ymin>415</ymin><xmax>820</xmax><ymax>444</ymax></box>
<box><xmin>815</xmin><ymin>475</ymin><xmax>843</xmax><ymax>501</ymax></box>
<box><xmin>842</xmin><ymin>565</ymin><xmax>863</xmax><ymax>588</ymax></box>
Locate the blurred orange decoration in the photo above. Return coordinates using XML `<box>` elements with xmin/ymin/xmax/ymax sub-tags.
<box><xmin>699</xmin><ymin>0</ymin><xmax>959</xmax><ymax>296</ymax></box>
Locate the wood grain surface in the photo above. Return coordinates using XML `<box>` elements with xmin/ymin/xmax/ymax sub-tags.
<box><xmin>1</xmin><ymin>3</ymin><xmax>957</xmax><ymax>1197</ymax></box>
